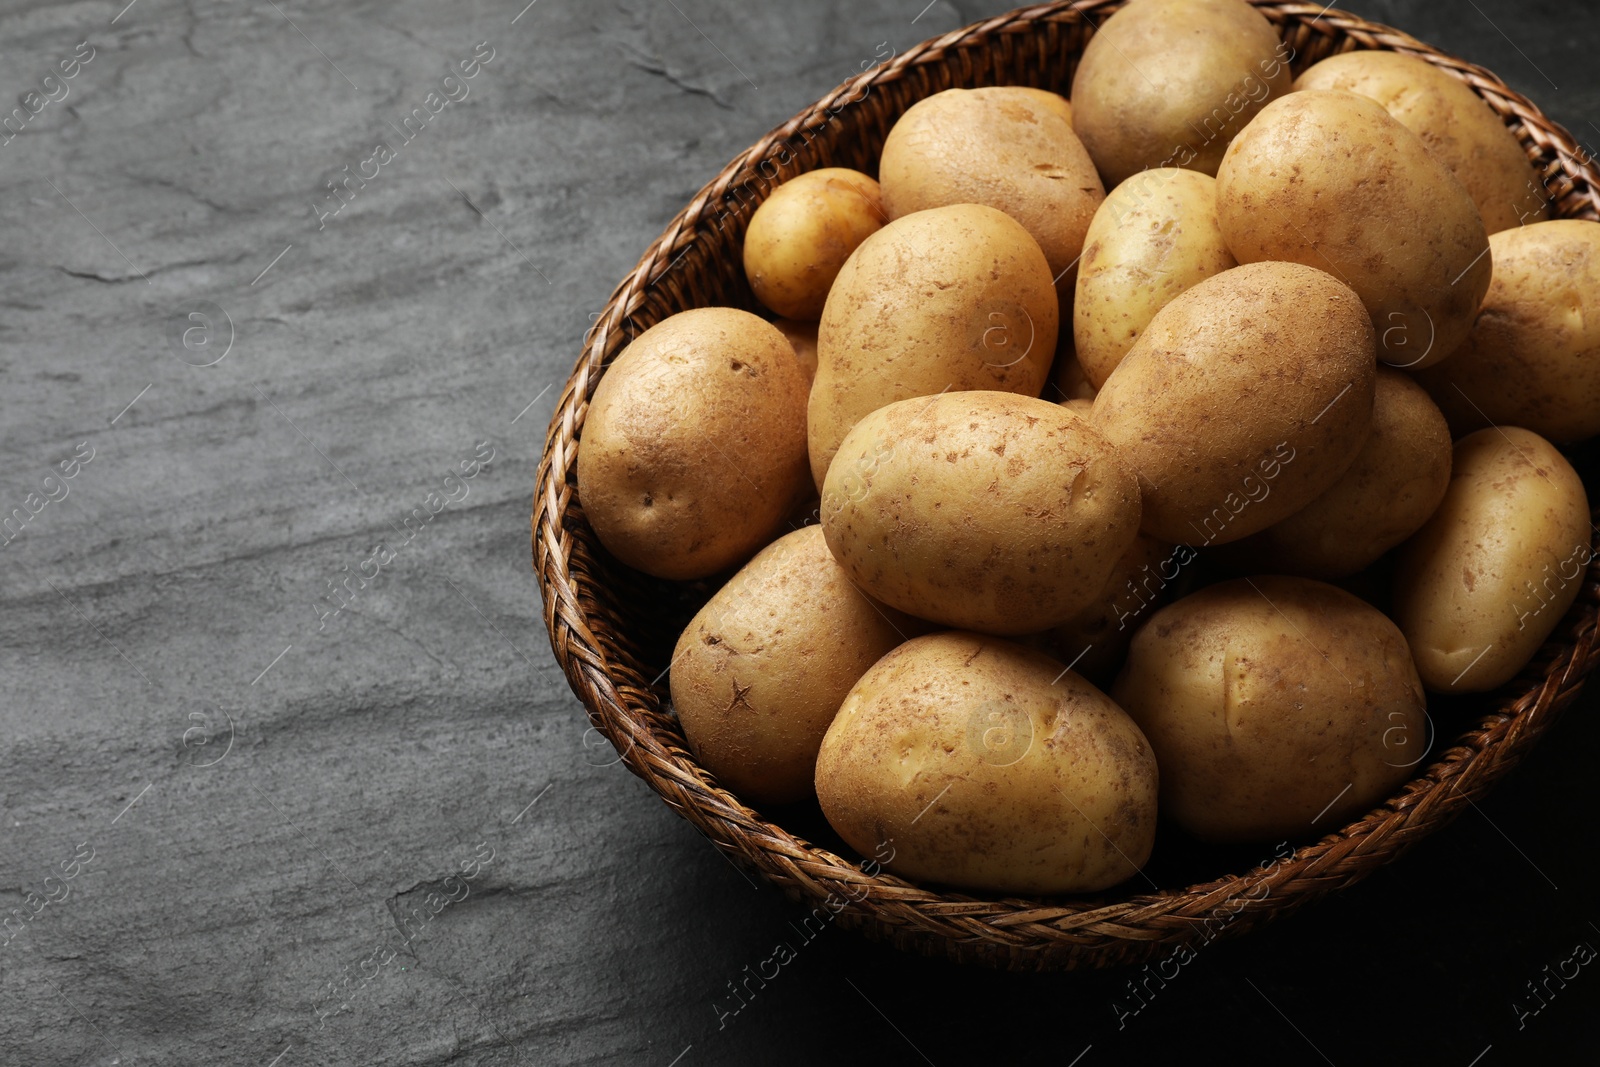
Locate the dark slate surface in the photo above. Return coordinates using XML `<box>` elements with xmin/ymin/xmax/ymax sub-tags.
<box><xmin>0</xmin><ymin>1</ymin><xmax>1595</xmax><ymax>1064</ymax></box>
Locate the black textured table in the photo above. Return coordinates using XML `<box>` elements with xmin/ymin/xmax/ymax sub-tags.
<box><xmin>1</xmin><ymin>1</ymin><xmax>1595</xmax><ymax>1064</ymax></box>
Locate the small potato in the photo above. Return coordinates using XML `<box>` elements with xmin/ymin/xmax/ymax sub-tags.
<box><xmin>670</xmin><ymin>527</ymin><xmax>915</xmax><ymax>806</ymax></box>
<box><xmin>1054</xmin><ymin>534</ymin><xmax>1184</xmax><ymax>682</ymax></box>
<box><xmin>772</xmin><ymin>318</ymin><xmax>819</xmax><ymax>383</ymax></box>
<box><xmin>743</xmin><ymin>168</ymin><xmax>884</xmax><ymax>320</ymax></box>
<box><xmin>816</xmin><ymin>631</ymin><xmax>1158</xmax><ymax>895</ymax></box>
<box><xmin>577</xmin><ymin>308</ymin><xmax>810</xmax><ymax>579</ymax></box>
<box><xmin>1394</xmin><ymin>427</ymin><xmax>1591</xmax><ymax>693</ymax></box>
<box><xmin>1113</xmin><ymin>577</ymin><xmax>1428</xmax><ymax>843</ymax></box>
<box><xmin>1074</xmin><ymin>168</ymin><xmax>1237</xmax><ymax>387</ymax></box>
<box><xmin>822</xmin><ymin>391</ymin><xmax>1141</xmax><ymax>635</ymax></box>
<box><xmin>1416</xmin><ymin>221</ymin><xmax>1600</xmax><ymax>443</ymax></box>
<box><xmin>1295</xmin><ymin>51</ymin><xmax>1550</xmax><ymax>234</ymax></box>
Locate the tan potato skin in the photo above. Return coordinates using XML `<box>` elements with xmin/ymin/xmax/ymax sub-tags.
<box><xmin>670</xmin><ymin>527</ymin><xmax>915</xmax><ymax>806</ymax></box>
<box><xmin>772</xmin><ymin>318</ymin><xmax>818</xmax><ymax>384</ymax></box>
<box><xmin>1394</xmin><ymin>427</ymin><xmax>1591</xmax><ymax>693</ymax></box>
<box><xmin>809</xmin><ymin>204</ymin><xmax>1058</xmax><ymax>488</ymax></box>
<box><xmin>743</xmin><ymin>168</ymin><xmax>884</xmax><ymax>320</ymax></box>
<box><xmin>1112</xmin><ymin>577</ymin><xmax>1428</xmax><ymax>843</ymax></box>
<box><xmin>1053</xmin><ymin>533</ymin><xmax>1177</xmax><ymax>682</ymax></box>
<box><xmin>577</xmin><ymin>308</ymin><xmax>810</xmax><ymax>579</ymax></box>
<box><xmin>1416</xmin><ymin>221</ymin><xmax>1600</xmax><ymax>443</ymax></box>
<box><xmin>816</xmin><ymin>632</ymin><xmax>1159</xmax><ymax>895</ymax></box>
<box><xmin>1074</xmin><ymin>168</ymin><xmax>1238</xmax><ymax>388</ymax></box>
<box><xmin>1069</xmin><ymin>0</ymin><xmax>1293</xmax><ymax>187</ymax></box>
<box><xmin>1089</xmin><ymin>262</ymin><xmax>1376</xmax><ymax>545</ymax></box>
<box><xmin>1294</xmin><ymin>51</ymin><xmax>1550</xmax><ymax>234</ymax></box>
<box><xmin>822</xmin><ymin>391</ymin><xmax>1141</xmax><ymax>635</ymax></box>
<box><xmin>1215</xmin><ymin>90</ymin><xmax>1490</xmax><ymax>369</ymax></box>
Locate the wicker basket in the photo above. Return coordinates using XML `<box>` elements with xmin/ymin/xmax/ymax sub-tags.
<box><xmin>533</xmin><ymin>0</ymin><xmax>1600</xmax><ymax>970</ymax></box>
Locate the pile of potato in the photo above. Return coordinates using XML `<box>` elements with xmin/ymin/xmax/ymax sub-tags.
<box><xmin>575</xmin><ymin>0</ymin><xmax>1598</xmax><ymax>897</ymax></box>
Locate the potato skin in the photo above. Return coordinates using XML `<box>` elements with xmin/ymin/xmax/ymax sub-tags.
<box><xmin>1069</xmin><ymin>0</ymin><xmax>1293</xmax><ymax>187</ymax></box>
<box><xmin>577</xmin><ymin>308</ymin><xmax>810</xmax><ymax>579</ymax></box>
<box><xmin>1215</xmin><ymin>90</ymin><xmax>1490</xmax><ymax>369</ymax></box>
<box><xmin>1090</xmin><ymin>262</ymin><xmax>1376</xmax><ymax>545</ymax></box>
<box><xmin>809</xmin><ymin>204</ymin><xmax>1058</xmax><ymax>488</ymax></box>
<box><xmin>822</xmin><ymin>391</ymin><xmax>1141</xmax><ymax>635</ymax></box>
<box><xmin>1053</xmin><ymin>533</ymin><xmax>1178</xmax><ymax>682</ymax></box>
<box><xmin>1074</xmin><ymin>168</ymin><xmax>1237</xmax><ymax>387</ymax></box>
<box><xmin>1416</xmin><ymin>221</ymin><xmax>1600</xmax><ymax>443</ymax></box>
<box><xmin>1394</xmin><ymin>427</ymin><xmax>1591</xmax><ymax>693</ymax></box>
<box><xmin>1294</xmin><ymin>51</ymin><xmax>1550</xmax><ymax>234</ymax></box>
<box><xmin>772</xmin><ymin>318</ymin><xmax>819</xmax><ymax>384</ymax></box>
<box><xmin>1112</xmin><ymin>577</ymin><xmax>1428</xmax><ymax>843</ymax></box>
<box><xmin>816</xmin><ymin>632</ymin><xmax>1158</xmax><ymax>894</ymax></box>
<box><xmin>743</xmin><ymin>168</ymin><xmax>884</xmax><ymax>320</ymax></box>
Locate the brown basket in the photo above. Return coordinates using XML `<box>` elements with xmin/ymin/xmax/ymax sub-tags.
<box><xmin>533</xmin><ymin>0</ymin><xmax>1600</xmax><ymax>969</ymax></box>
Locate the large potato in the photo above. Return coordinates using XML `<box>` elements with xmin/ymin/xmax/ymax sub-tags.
<box><xmin>809</xmin><ymin>204</ymin><xmax>1058</xmax><ymax>487</ymax></box>
<box><xmin>1113</xmin><ymin>577</ymin><xmax>1428</xmax><ymax>842</ymax></box>
<box><xmin>670</xmin><ymin>527</ymin><xmax>915</xmax><ymax>805</ymax></box>
<box><xmin>1074</xmin><ymin>168</ymin><xmax>1237</xmax><ymax>387</ymax></box>
<box><xmin>1416</xmin><ymin>221</ymin><xmax>1600</xmax><ymax>443</ymax></box>
<box><xmin>1090</xmin><ymin>262</ymin><xmax>1376</xmax><ymax>545</ymax></box>
<box><xmin>1069</xmin><ymin>0</ymin><xmax>1293</xmax><ymax>187</ymax></box>
<box><xmin>577</xmin><ymin>308</ymin><xmax>810</xmax><ymax>579</ymax></box>
<box><xmin>816</xmin><ymin>632</ymin><xmax>1158</xmax><ymax>894</ymax></box>
<box><xmin>1294</xmin><ymin>51</ymin><xmax>1549</xmax><ymax>234</ymax></box>
<box><xmin>742</xmin><ymin>168</ymin><xmax>884</xmax><ymax>320</ymax></box>
<box><xmin>1215</xmin><ymin>90</ymin><xmax>1491</xmax><ymax>368</ymax></box>
<box><xmin>1394</xmin><ymin>427</ymin><xmax>1591</xmax><ymax>693</ymax></box>
<box><xmin>822</xmin><ymin>391</ymin><xmax>1141</xmax><ymax>635</ymax></box>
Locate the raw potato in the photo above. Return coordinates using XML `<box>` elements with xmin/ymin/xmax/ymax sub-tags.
<box><xmin>1215</xmin><ymin>89</ymin><xmax>1491</xmax><ymax>369</ymax></box>
<box><xmin>670</xmin><ymin>527</ymin><xmax>914</xmax><ymax>805</ymax></box>
<box><xmin>743</xmin><ymin>168</ymin><xmax>884</xmax><ymax>320</ymax></box>
<box><xmin>577</xmin><ymin>308</ymin><xmax>810</xmax><ymax>579</ymax></box>
<box><xmin>1090</xmin><ymin>262</ymin><xmax>1376</xmax><ymax>545</ymax></box>
<box><xmin>821</xmin><ymin>391</ymin><xmax>1142</xmax><ymax>635</ymax></box>
<box><xmin>1069</xmin><ymin>0</ymin><xmax>1293</xmax><ymax>186</ymax></box>
<box><xmin>1294</xmin><ymin>51</ymin><xmax>1550</xmax><ymax>234</ymax></box>
<box><xmin>815</xmin><ymin>632</ymin><xmax>1158</xmax><ymax>894</ymax></box>
<box><xmin>809</xmin><ymin>204</ymin><xmax>1058</xmax><ymax>487</ymax></box>
<box><xmin>1416</xmin><ymin>221</ymin><xmax>1600</xmax><ymax>443</ymax></box>
<box><xmin>1054</xmin><ymin>534</ymin><xmax>1182</xmax><ymax>682</ymax></box>
<box><xmin>1112</xmin><ymin>577</ymin><xmax>1428</xmax><ymax>843</ymax></box>
<box><xmin>1074</xmin><ymin>168</ymin><xmax>1237</xmax><ymax>387</ymax></box>
<box><xmin>772</xmin><ymin>318</ymin><xmax>819</xmax><ymax>383</ymax></box>
<box><xmin>1394</xmin><ymin>427</ymin><xmax>1591</xmax><ymax>693</ymax></box>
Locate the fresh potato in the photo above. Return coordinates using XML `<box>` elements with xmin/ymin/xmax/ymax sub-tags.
<box><xmin>743</xmin><ymin>168</ymin><xmax>884</xmax><ymax>320</ymax></box>
<box><xmin>1074</xmin><ymin>168</ymin><xmax>1237</xmax><ymax>387</ymax></box>
<box><xmin>577</xmin><ymin>308</ymin><xmax>810</xmax><ymax>579</ymax></box>
<box><xmin>816</xmin><ymin>631</ymin><xmax>1158</xmax><ymax>894</ymax></box>
<box><xmin>822</xmin><ymin>391</ymin><xmax>1141</xmax><ymax>635</ymax></box>
<box><xmin>1294</xmin><ymin>51</ymin><xmax>1549</xmax><ymax>234</ymax></box>
<box><xmin>1054</xmin><ymin>534</ymin><xmax>1181</xmax><ymax>682</ymax></box>
<box><xmin>772</xmin><ymin>318</ymin><xmax>819</xmax><ymax>383</ymax></box>
<box><xmin>1416</xmin><ymin>221</ymin><xmax>1600</xmax><ymax>443</ymax></box>
<box><xmin>1090</xmin><ymin>262</ymin><xmax>1376</xmax><ymax>545</ymax></box>
<box><xmin>1070</xmin><ymin>0</ymin><xmax>1293</xmax><ymax>187</ymax></box>
<box><xmin>1394</xmin><ymin>427</ymin><xmax>1591</xmax><ymax>693</ymax></box>
<box><xmin>1113</xmin><ymin>577</ymin><xmax>1428</xmax><ymax>843</ymax></box>
<box><xmin>809</xmin><ymin>204</ymin><xmax>1058</xmax><ymax>488</ymax></box>
<box><xmin>1215</xmin><ymin>89</ymin><xmax>1490</xmax><ymax>368</ymax></box>
<box><xmin>670</xmin><ymin>527</ymin><xmax>915</xmax><ymax>805</ymax></box>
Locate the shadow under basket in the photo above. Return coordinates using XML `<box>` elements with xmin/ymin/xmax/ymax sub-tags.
<box><xmin>533</xmin><ymin>0</ymin><xmax>1600</xmax><ymax>970</ymax></box>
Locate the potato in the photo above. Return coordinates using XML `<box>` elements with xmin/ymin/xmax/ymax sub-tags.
<box><xmin>1215</xmin><ymin>89</ymin><xmax>1490</xmax><ymax>369</ymax></box>
<box><xmin>743</xmin><ymin>168</ymin><xmax>884</xmax><ymax>320</ymax></box>
<box><xmin>1054</xmin><ymin>534</ymin><xmax>1181</xmax><ymax>682</ymax></box>
<box><xmin>1112</xmin><ymin>577</ymin><xmax>1428</xmax><ymax>843</ymax></box>
<box><xmin>816</xmin><ymin>631</ymin><xmax>1158</xmax><ymax>894</ymax></box>
<box><xmin>1074</xmin><ymin>168</ymin><xmax>1237</xmax><ymax>387</ymax></box>
<box><xmin>1069</xmin><ymin>0</ymin><xmax>1293</xmax><ymax>187</ymax></box>
<box><xmin>1090</xmin><ymin>262</ymin><xmax>1376</xmax><ymax>545</ymax></box>
<box><xmin>879</xmin><ymin>87</ymin><xmax>1104</xmax><ymax>294</ymax></box>
<box><xmin>577</xmin><ymin>308</ymin><xmax>810</xmax><ymax>579</ymax></box>
<box><xmin>1415</xmin><ymin>221</ymin><xmax>1600</xmax><ymax>443</ymax></box>
<box><xmin>809</xmin><ymin>204</ymin><xmax>1058</xmax><ymax>487</ymax></box>
<box><xmin>1010</xmin><ymin>86</ymin><xmax>1073</xmax><ymax>126</ymax></box>
<box><xmin>772</xmin><ymin>317</ymin><xmax>818</xmax><ymax>383</ymax></box>
<box><xmin>670</xmin><ymin>527</ymin><xmax>915</xmax><ymax>805</ymax></box>
<box><xmin>1221</xmin><ymin>370</ymin><xmax>1452</xmax><ymax>579</ymax></box>
<box><xmin>1393</xmin><ymin>427</ymin><xmax>1591</xmax><ymax>693</ymax></box>
<box><xmin>822</xmin><ymin>391</ymin><xmax>1141</xmax><ymax>635</ymax></box>
<box><xmin>1294</xmin><ymin>51</ymin><xmax>1549</xmax><ymax>234</ymax></box>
